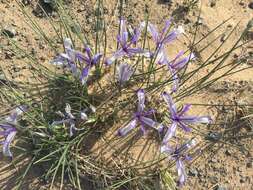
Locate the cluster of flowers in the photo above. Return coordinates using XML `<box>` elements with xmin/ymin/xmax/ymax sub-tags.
<box><xmin>0</xmin><ymin>18</ymin><xmax>211</xmax><ymax>187</ymax></box>
<box><xmin>119</xmin><ymin>89</ymin><xmax>211</xmax><ymax>186</ymax></box>
<box><xmin>51</xmin><ymin>19</ymin><xmax>193</xmax><ymax>91</ymax></box>
<box><xmin>49</xmin><ymin>18</ymin><xmax>210</xmax><ymax>186</ymax></box>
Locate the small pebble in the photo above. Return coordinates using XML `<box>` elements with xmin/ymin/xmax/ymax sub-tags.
<box><xmin>2</xmin><ymin>26</ymin><xmax>16</xmax><ymax>38</ymax></box>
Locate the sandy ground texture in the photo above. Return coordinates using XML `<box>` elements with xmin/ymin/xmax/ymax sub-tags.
<box><xmin>0</xmin><ymin>0</ymin><xmax>253</xmax><ymax>189</ymax></box>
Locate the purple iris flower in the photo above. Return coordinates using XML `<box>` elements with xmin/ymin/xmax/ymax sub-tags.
<box><xmin>51</xmin><ymin>38</ymin><xmax>80</xmax><ymax>76</ymax></box>
<box><xmin>105</xmin><ymin>19</ymin><xmax>149</xmax><ymax>65</ymax></box>
<box><xmin>162</xmin><ymin>92</ymin><xmax>211</xmax><ymax>144</ymax></box>
<box><xmin>0</xmin><ymin>105</ymin><xmax>27</xmax><ymax>157</ymax></box>
<box><xmin>77</xmin><ymin>46</ymin><xmax>102</xmax><ymax>85</ymax></box>
<box><xmin>52</xmin><ymin>103</ymin><xmax>94</xmax><ymax>137</ymax></box>
<box><xmin>158</xmin><ymin>50</ymin><xmax>195</xmax><ymax>92</ymax></box>
<box><xmin>116</xmin><ymin>63</ymin><xmax>134</xmax><ymax>85</ymax></box>
<box><xmin>161</xmin><ymin>139</ymin><xmax>196</xmax><ymax>187</ymax></box>
<box><xmin>117</xmin><ymin>89</ymin><xmax>164</xmax><ymax>136</ymax></box>
<box><xmin>143</xmin><ymin>19</ymin><xmax>184</xmax><ymax>50</ymax></box>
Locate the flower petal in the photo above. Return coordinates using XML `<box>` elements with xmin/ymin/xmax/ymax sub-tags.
<box><xmin>180</xmin><ymin>116</ymin><xmax>212</xmax><ymax>124</ymax></box>
<box><xmin>168</xmin><ymin>65</ymin><xmax>179</xmax><ymax>93</ymax></box>
<box><xmin>179</xmin><ymin>104</ymin><xmax>191</xmax><ymax>116</ymax></box>
<box><xmin>162</xmin><ymin>92</ymin><xmax>177</xmax><ymax>116</ymax></box>
<box><xmin>126</xmin><ymin>48</ymin><xmax>144</xmax><ymax>56</ymax></box>
<box><xmin>116</xmin><ymin>63</ymin><xmax>134</xmax><ymax>84</ymax></box>
<box><xmin>139</xmin><ymin>116</ymin><xmax>164</xmax><ymax>132</ymax></box>
<box><xmin>84</xmin><ymin>46</ymin><xmax>92</xmax><ymax>60</ymax></box>
<box><xmin>146</xmin><ymin>23</ymin><xmax>159</xmax><ymax>43</ymax></box>
<box><xmin>119</xmin><ymin>19</ymin><xmax>128</xmax><ymax>46</ymax></box>
<box><xmin>137</xmin><ymin>89</ymin><xmax>145</xmax><ymax>112</ymax></box>
<box><xmin>130</xmin><ymin>27</ymin><xmax>142</xmax><ymax>45</ymax></box>
<box><xmin>105</xmin><ymin>49</ymin><xmax>125</xmax><ymax>65</ymax></box>
<box><xmin>65</xmin><ymin>103</ymin><xmax>75</xmax><ymax>119</ymax></box>
<box><xmin>163</xmin><ymin>31</ymin><xmax>178</xmax><ymax>44</ymax></box>
<box><xmin>162</xmin><ymin>122</ymin><xmax>177</xmax><ymax>144</ymax></box>
<box><xmin>80</xmin><ymin>111</ymin><xmax>88</xmax><ymax>120</ymax></box>
<box><xmin>80</xmin><ymin>66</ymin><xmax>90</xmax><ymax>85</ymax></box>
<box><xmin>3</xmin><ymin>130</ymin><xmax>17</xmax><ymax>157</ymax></box>
<box><xmin>172</xmin><ymin>53</ymin><xmax>195</xmax><ymax>69</ymax></box>
<box><xmin>161</xmin><ymin>19</ymin><xmax>172</xmax><ymax>38</ymax></box>
<box><xmin>176</xmin><ymin>159</ymin><xmax>187</xmax><ymax>186</ymax></box>
<box><xmin>117</xmin><ymin>119</ymin><xmax>137</xmax><ymax>136</ymax></box>
<box><xmin>157</xmin><ymin>48</ymin><xmax>169</xmax><ymax>65</ymax></box>
<box><xmin>92</xmin><ymin>53</ymin><xmax>103</xmax><ymax>66</ymax></box>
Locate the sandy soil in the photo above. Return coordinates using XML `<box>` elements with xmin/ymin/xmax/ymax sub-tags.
<box><xmin>0</xmin><ymin>0</ymin><xmax>252</xmax><ymax>189</ymax></box>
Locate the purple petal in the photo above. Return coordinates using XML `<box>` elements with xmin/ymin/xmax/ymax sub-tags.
<box><xmin>162</xmin><ymin>92</ymin><xmax>177</xmax><ymax>116</ymax></box>
<box><xmin>105</xmin><ymin>49</ymin><xmax>125</xmax><ymax>66</ymax></box>
<box><xmin>84</xmin><ymin>46</ymin><xmax>92</xmax><ymax>60</ymax></box>
<box><xmin>172</xmin><ymin>53</ymin><xmax>195</xmax><ymax>70</ymax></box>
<box><xmin>137</xmin><ymin>89</ymin><xmax>145</xmax><ymax>112</ymax></box>
<box><xmin>130</xmin><ymin>27</ymin><xmax>142</xmax><ymax>45</ymax></box>
<box><xmin>146</xmin><ymin>23</ymin><xmax>159</xmax><ymax>43</ymax></box>
<box><xmin>117</xmin><ymin>119</ymin><xmax>137</xmax><ymax>136</ymax></box>
<box><xmin>3</xmin><ymin>130</ymin><xmax>17</xmax><ymax>157</ymax></box>
<box><xmin>69</xmin><ymin>63</ymin><xmax>78</xmax><ymax>77</ymax></box>
<box><xmin>162</xmin><ymin>122</ymin><xmax>177</xmax><ymax>144</ymax></box>
<box><xmin>176</xmin><ymin>159</ymin><xmax>187</xmax><ymax>186</ymax></box>
<box><xmin>139</xmin><ymin>116</ymin><xmax>164</xmax><ymax>132</ymax></box>
<box><xmin>80</xmin><ymin>66</ymin><xmax>90</xmax><ymax>85</ymax></box>
<box><xmin>157</xmin><ymin>48</ymin><xmax>169</xmax><ymax>65</ymax></box>
<box><xmin>179</xmin><ymin>104</ymin><xmax>191</xmax><ymax>116</ymax></box>
<box><xmin>92</xmin><ymin>53</ymin><xmax>102</xmax><ymax>66</ymax></box>
<box><xmin>65</xmin><ymin>48</ymin><xmax>76</xmax><ymax>62</ymax></box>
<box><xmin>50</xmin><ymin>56</ymin><xmax>67</xmax><ymax>66</ymax></box>
<box><xmin>168</xmin><ymin>65</ymin><xmax>179</xmax><ymax>93</ymax></box>
<box><xmin>179</xmin><ymin>116</ymin><xmax>212</xmax><ymax>124</ymax></box>
<box><xmin>184</xmin><ymin>155</ymin><xmax>192</xmax><ymax>161</ymax></box>
<box><xmin>75</xmin><ymin>51</ymin><xmax>89</xmax><ymax>63</ymax></box>
<box><xmin>119</xmin><ymin>19</ymin><xmax>128</xmax><ymax>45</ymax></box>
<box><xmin>116</xmin><ymin>63</ymin><xmax>134</xmax><ymax>84</ymax></box>
<box><xmin>126</xmin><ymin>48</ymin><xmax>144</xmax><ymax>56</ymax></box>
<box><xmin>163</xmin><ymin>31</ymin><xmax>178</xmax><ymax>44</ymax></box>
<box><xmin>161</xmin><ymin>19</ymin><xmax>172</xmax><ymax>38</ymax></box>
<box><xmin>0</xmin><ymin>124</ymin><xmax>14</xmax><ymax>130</ymax></box>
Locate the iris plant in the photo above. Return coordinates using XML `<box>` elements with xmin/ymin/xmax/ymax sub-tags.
<box><xmin>158</xmin><ymin>50</ymin><xmax>195</xmax><ymax>92</ymax></box>
<box><xmin>0</xmin><ymin>105</ymin><xmax>27</xmax><ymax>157</ymax></box>
<box><xmin>118</xmin><ymin>89</ymin><xmax>164</xmax><ymax>136</ymax></box>
<box><xmin>162</xmin><ymin>92</ymin><xmax>211</xmax><ymax>144</ymax></box>
<box><xmin>144</xmin><ymin>19</ymin><xmax>184</xmax><ymax>50</ymax></box>
<box><xmin>52</xmin><ymin>38</ymin><xmax>102</xmax><ymax>85</ymax></box>
<box><xmin>52</xmin><ymin>104</ymin><xmax>93</xmax><ymax>137</ymax></box>
<box><xmin>105</xmin><ymin>19</ymin><xmax>149</xmax><ymax>65</ymax></box>
<box><xmin>77</xmin><ymin>46</ymin><xmax>102</xmax><ymax>85</ymax></box>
